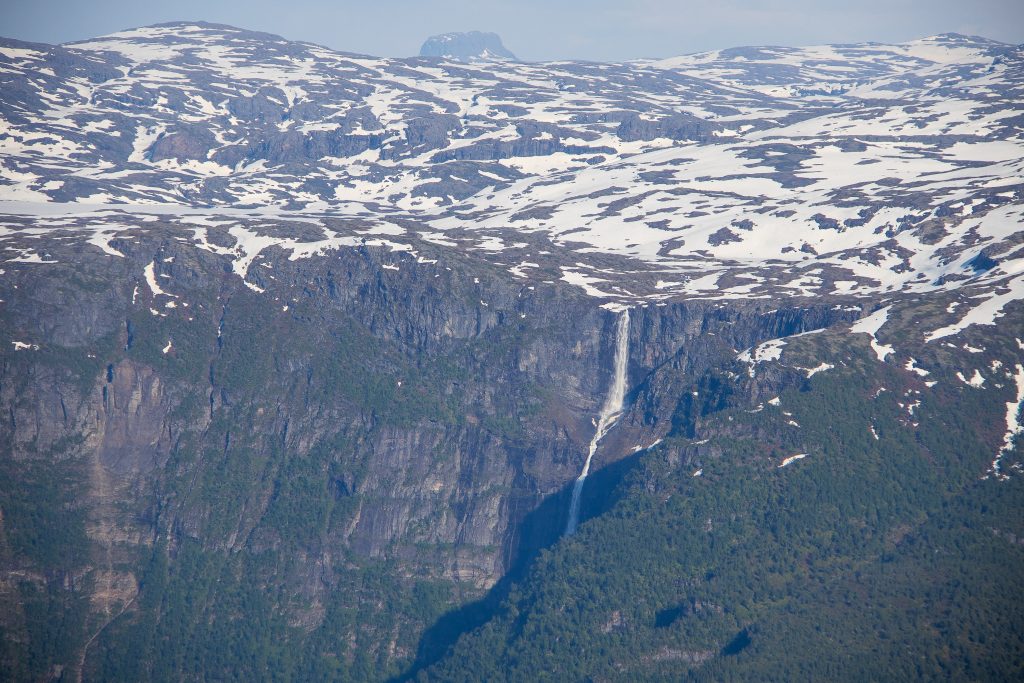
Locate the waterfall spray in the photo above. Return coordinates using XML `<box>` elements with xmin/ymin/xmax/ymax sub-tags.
<box><xmin>565</xmin><ymin>309</ymin><xmax>630</xmax><ymax>536</ymax></box>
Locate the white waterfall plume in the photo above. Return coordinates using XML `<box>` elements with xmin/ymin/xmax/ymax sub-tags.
<box><xmin>565</xmin><ymin>309</ymin><xmax>630</xmax><ymax>536</ymax></box>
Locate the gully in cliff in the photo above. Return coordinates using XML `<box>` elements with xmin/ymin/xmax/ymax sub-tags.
<box><xmin>565</xmin><ymin>309</ymin><xmax>630</xmax><ymax>535</ymax></box>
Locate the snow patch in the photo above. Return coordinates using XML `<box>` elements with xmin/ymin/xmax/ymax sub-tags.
<box><xmin>143</xmin><ymin>261</ymin><xmax>172</xmax><ymax>297</ymax></box>
<box><xmin>804</xmin><ymin>362</ymin><xmax>834</xmax><ymax>378</ymax></box>
<box><xmin>851</xmin><ymin>306</ymin><xmax>894</xmax><ymax>361</ymax></box>
<box><xmin>779</xmin><ymin>453</ymin><xmax>808</xmax><ymax>468</ymax></box>
<box><xmin>905</xmin><ymin>358</ymin><xmax>930</xmax><ymax>377</ymax></box>
<box><xmin>737</xmin><ymin>338</ymin><xmax>786</xmax><ymax>376</ymax></box>
<box><xmin>956</xmin><ymin>369</ymin><xmax>985</xmax><ymax>388</ymax></box>
<box><xmin>988</xmin><ymin>364</ymin><xmax>1024</xmax><ymax>481</ymax></box>
<box><xmin>927</xmin><ymin>276</ymin><xmax>1024</xmax><ymax>342</ymax></box>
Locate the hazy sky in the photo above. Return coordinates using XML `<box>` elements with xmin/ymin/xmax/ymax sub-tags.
<box><xmin>2</xmin><ymin>0</ymin><xmax>1023</xmax><ymax>61</ymax></box>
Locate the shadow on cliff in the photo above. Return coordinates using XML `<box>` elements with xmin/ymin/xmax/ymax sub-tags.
<box><xmin>394</xmin><ymin>450</ymin><xmax>646</xmax><ymax>681</ymax></box>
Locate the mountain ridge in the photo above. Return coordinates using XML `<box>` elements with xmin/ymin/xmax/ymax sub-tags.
<box><xmin>1</xmin><ymin>21</ymin><xmax>1021</xmax><ymax>324</ymax></box>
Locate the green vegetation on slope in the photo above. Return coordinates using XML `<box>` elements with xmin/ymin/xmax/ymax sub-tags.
<box><xmin>422</xmin><ymin>360</ymin><xmax>1024</xmax><ymax>681</ymax></box>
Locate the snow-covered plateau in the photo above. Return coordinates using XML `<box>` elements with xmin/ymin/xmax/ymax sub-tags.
<box><xmin>0</xmin><ymin>23</ymin><xmax>1022</xmax><ymax>340</ymax></box>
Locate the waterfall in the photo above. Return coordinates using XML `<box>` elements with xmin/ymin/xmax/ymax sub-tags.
<box><xmin>565</xmin><ymin>309</ymin><xmax>630</xmax><ymax>536</ymax></box>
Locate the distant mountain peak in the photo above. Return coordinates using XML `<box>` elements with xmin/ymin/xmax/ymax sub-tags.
<box><xmin>916</xmin><ymin>32</ymin><xmax>1007</xmax><ymax>44</ymax></box>
<box><xmin>419</xmin><ymin>31</ymin><xmax>516</xmax><ymax>61</ymax></box>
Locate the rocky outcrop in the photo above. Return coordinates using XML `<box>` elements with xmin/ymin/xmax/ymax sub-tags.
<box><xmin>615</xmin><ymin>112</ymin><xmax>718</xmax><ymax>142</ymax></box>
<box><xmin>419</xmin><ymin>32</ymin><xmax>517</xmax><ymax>61</ymax></box>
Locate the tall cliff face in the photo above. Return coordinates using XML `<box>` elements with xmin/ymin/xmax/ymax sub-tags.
<box><xmin>0</xmin><ymin>215</ymin><xmax>870</xmax><ymax>680</ymax></box>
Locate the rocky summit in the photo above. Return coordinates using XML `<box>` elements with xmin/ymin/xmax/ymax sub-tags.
<box><xmin>419</xmin><ymin>30</ymin><xmax>517</xmax><ymax>61</ymax></box>
<box><xmin>0</xmin><ymin>20</ymin><xmax>1023</xmax><ymax>682</ymax></box>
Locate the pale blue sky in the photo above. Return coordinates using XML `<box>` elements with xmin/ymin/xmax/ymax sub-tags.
<box><xmin>2</xmin><ymin>0</ymin><xmax>1022</xmax><ymax>60</ymax></box>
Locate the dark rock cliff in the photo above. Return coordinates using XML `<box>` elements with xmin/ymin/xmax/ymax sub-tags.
<box><xmin>0</xmin><ymin>222</ymin><xmax>870</xmax><ymax>679</ymax></box>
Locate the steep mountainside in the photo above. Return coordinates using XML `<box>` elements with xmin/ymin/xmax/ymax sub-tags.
<box><xmin>0</xmin><ymin>22</ymin><xmax>1022</xmax><ymax>682</ymax></box>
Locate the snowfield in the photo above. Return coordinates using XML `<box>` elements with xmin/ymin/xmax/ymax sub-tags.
<box><xmin>0</xmin><ymin>23</ymin><xmax>1022</xmax><ymax>344</ymax></box>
